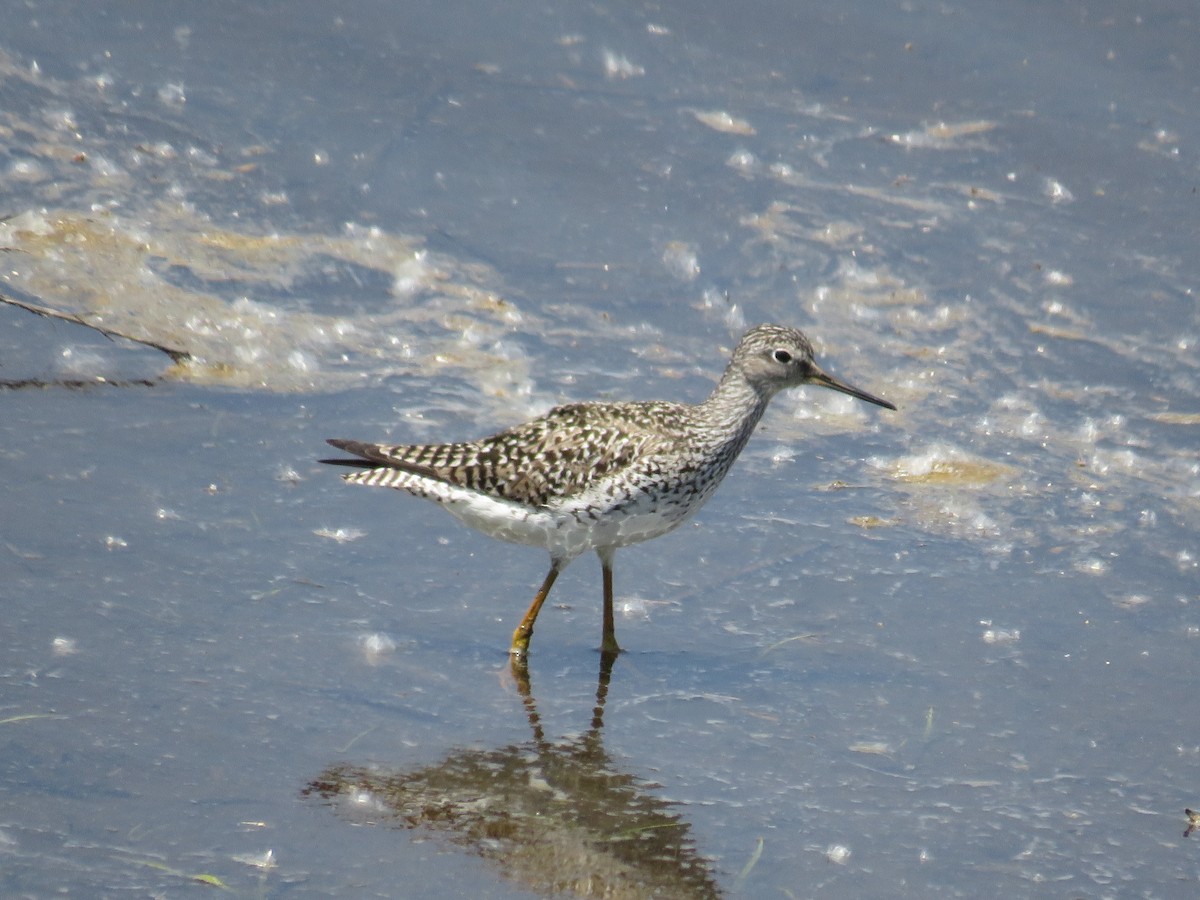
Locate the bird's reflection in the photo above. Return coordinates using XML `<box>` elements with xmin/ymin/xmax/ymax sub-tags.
<box><xmin>304</xmin><ymin>655</ymin><xmax>721</xmax><ymax>898</ymax></box>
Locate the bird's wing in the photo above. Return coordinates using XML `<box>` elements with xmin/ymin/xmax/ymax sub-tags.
<box><xmin>325</xmin><ymin>402</ymin><xmax>686</xmax><ymax>508</ymax></box>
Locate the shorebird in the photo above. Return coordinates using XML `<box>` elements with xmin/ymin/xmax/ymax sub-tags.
<box><xmin>323</xmin><ymin>324</ymin><xmax>895</xmax><ymax>658</ymax></box>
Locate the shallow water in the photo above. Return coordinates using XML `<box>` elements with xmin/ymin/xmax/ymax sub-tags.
<box><xmin>3</xmin><ymin>1</ymin><xmax>1199</xmax><ymax>897</ymax></box>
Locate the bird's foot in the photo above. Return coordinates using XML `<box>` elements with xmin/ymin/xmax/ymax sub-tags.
<box><xmin>600</xmin><ymin>636</ymin><xmax>622</xmax><ymax>658</ymax></box>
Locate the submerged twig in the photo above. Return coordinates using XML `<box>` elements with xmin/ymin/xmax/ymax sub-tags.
<box><xmin>0</xmin><ymin>291</ymin><xmax>192</xmax><ymax>363</ymax></box>
<box><xmin>0</xmin><ymin>376</ymin><xmax>159</xmax><ymax>390</ymax></box>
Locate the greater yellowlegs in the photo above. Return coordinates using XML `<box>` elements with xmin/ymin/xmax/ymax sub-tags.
<box><xmin>323</xmin><ymin>324</ymin><xmax>895</xmax><ymax>658</ymax></box>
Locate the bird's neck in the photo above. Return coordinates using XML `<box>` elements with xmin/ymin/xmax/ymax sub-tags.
<box><xmin>696</xmin><ymin>368</ymin><xmax>774</xmax><ymax>449</ymax></box>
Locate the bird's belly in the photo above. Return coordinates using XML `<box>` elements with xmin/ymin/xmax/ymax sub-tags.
<box><xmin>443</xmin><ymin>491</ymin><xmax>561</xmax><ymax>550</ymax></box>
<box><xmin>427</xmin><ymin>467</ymin><xmax>726</xmax><ymax>560</ymax></box>
<box><xmin>554</xmin><ymin>477</ymin><xmax>718</xmax><ymax>553</ymax></box>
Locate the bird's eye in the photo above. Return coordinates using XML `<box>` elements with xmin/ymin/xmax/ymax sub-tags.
<box><xmin>772</xmin><ymin>349</ymin><xmax>793</xmax><ymax>364</ymax></box>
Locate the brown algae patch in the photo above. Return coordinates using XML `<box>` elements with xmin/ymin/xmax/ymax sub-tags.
<box><xmin>888</xmin><ymin>446</ymin><xmax>1016</xmax><ymax>486</ymax></box>
<box><xmin>0</xmin><ymin>206</ymin><xmax>539</xmax><ymax>399</ymax></box>
<box><xmin>874</xmin><ymin>444</ymin><xmax>1022</xmax><ymax>543</ymax></box>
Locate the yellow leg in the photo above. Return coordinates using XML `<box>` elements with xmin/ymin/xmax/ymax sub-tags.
<box><xmin>599</xmin><ymin>548</ymin><xmax>621</xmax><ymax>657</ymax></box>
<box><xmin>510</xmin><ymin>565</ymin><xmax>560</xmax><ymax>658</ymax></box>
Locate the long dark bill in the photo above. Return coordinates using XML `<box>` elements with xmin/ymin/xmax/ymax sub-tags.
<box><xmin>809</xmin><ymin>367</ymin><xmax>897</xmax><ymax>411</ymax></box>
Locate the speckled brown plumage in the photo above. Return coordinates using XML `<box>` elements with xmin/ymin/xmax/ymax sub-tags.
<box><xmin>323</xmin><ymin>324</ymin><xmax>895</xmax><ymax>659</ymax></box>
<box><xmin>327</xmin><ymin>401</ymin><xmax>689</xmax><ymax>509</ymax></box>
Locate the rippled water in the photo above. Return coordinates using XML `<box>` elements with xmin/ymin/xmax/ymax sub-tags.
<box><xmin>3</xmin><ymin>1</ymin><xmax>1198</xmax><ymax>897</ymax></box>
